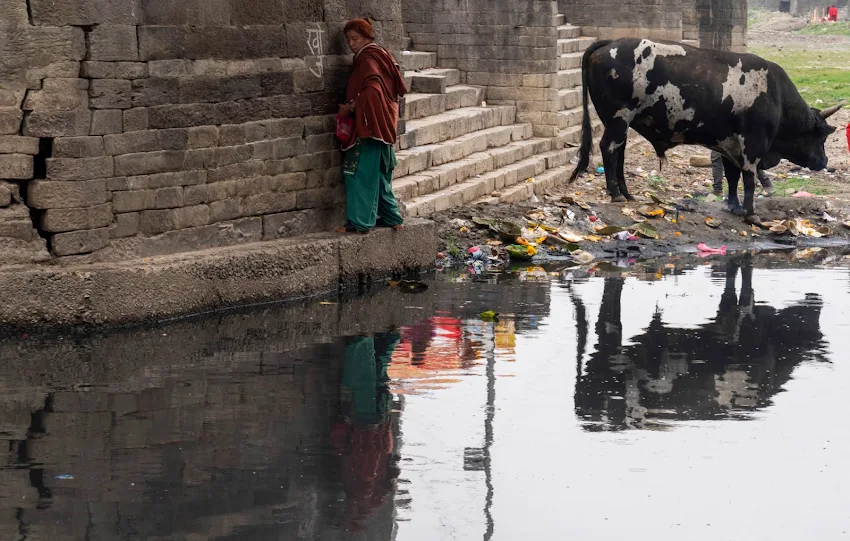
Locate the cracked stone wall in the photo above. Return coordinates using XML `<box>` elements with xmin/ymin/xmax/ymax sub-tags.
<box><xmin>0</xmin><ymin>0</ymin><xmax>403</xmax><ymax>263</ymax></box>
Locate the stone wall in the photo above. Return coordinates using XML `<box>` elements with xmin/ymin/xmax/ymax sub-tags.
<box><xmin>560</xmin><ymin>0</ymin><xmax>686</xmax><ymax>41</ymax></box>
<box><xmin>698</xmin><ymin>0</ymin><xmax>748</xmax><ymax>52</ymax></box>
<box><xmin>403</xmin><ymin>0</ymin><xmax>563</xmax><ymax>137</ymax></box>
<box><xmin>0</xmin><ymin>0</ymin><xmax>403</xmax><ymax>261</ymax></box>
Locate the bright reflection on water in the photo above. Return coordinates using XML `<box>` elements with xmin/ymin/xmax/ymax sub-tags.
<box><xmin>0</xmin><ymin>251</ymin><xmax>849</xmax><ymax>540</ymax></box>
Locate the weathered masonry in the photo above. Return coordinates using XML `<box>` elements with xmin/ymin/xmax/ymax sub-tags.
<box><xmin>1</xmin><ymin>0</ymin><xmax>745</xmax><ymax>264</ymax></box>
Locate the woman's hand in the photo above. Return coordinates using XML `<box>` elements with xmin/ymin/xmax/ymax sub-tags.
<box><xmin>339</xmin><ymin>104</ymin><xmax>353</xmax><ymax>117</ymax></box>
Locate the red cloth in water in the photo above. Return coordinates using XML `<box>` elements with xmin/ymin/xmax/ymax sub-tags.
<box><xmin>828</xmin><ymin>6</ymin><xmax>838</xmax><ymax>21</ymax></box>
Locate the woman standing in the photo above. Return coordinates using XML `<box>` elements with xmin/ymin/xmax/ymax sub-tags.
<box><xmin>336</xmin><ymin>18</ymin><xmax>408</xmax><ymax>234</ymax></box>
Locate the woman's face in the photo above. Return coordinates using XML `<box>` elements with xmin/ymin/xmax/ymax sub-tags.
<box><xmin>346</xmin><ymin>30</ymin><xmax>372</xmax><ymax>55</ymax></box>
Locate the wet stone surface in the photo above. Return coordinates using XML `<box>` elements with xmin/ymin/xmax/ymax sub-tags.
<box><xmin>1</xmin><ymin>249</ymin><xmax>849</xmax><ymax>540</ymax></box>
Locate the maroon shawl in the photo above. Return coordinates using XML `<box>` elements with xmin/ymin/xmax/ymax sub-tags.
<box><xmin>344</xmin><ymin>44</ymin><xmax>407</xmax><ymax>150</ymax></box>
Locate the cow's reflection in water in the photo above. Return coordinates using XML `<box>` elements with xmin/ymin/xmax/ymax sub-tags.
<box><xmin>574</xmin><ymin>257</ymin><xmax>827</xmax><ymax>431</ymax></box>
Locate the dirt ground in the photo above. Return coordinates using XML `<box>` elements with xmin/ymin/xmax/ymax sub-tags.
<box><xmin>432</xmin><ymin>22</ymin><xmax>850</xmax><ymax>266</ymax></box>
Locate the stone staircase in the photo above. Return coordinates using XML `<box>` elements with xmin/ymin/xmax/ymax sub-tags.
<box><xmin>394</xmin><ymin>15</ymin><xmax>602</xmax><ymax>216</ymax></box>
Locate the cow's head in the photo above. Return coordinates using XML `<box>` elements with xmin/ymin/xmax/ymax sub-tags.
<box><xmin>771</xmin><ymin>103</ymin><xmax>844</xmax><ymax>171</ymax></box>
<box><xmin>775</xmin><ymin>103</ymin><xmax>842</xmax><ymax>171</ymax></box>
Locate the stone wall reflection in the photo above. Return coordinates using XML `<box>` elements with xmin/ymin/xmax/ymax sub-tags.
<box><xmin>575</xmin><ymin>256</ymin><xmax>828</xmax><ymax>430</ymax></box>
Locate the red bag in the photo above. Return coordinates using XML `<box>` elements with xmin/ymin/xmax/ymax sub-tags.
<box><xmin>336</xmin><ymin>112</ymin><xmax>356</xmax><ymax>148</ymax></box>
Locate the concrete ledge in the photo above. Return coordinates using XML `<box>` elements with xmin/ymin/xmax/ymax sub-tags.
<box><xmin>0</xmin><ymin>218</ymin><xmax>437</xmax><ymax>328</ymax></box>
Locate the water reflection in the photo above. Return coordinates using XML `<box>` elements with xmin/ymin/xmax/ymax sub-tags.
<box><xmin>575</xmin><ymin>256</ymin><xmax>828</xmax><ymax>431</ymax></box>
<box><xmin>0</xmin><ymin>253</ymin><xmax>847</xmax><ymax>539</ymax></box>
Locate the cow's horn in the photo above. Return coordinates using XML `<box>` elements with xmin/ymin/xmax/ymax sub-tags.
<box><xmin>819</xmin><ymin>101</ymin><xmax>846</xmax><ymax>119</ymax></box>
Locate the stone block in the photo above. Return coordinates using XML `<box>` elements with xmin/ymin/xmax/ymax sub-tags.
<box><xmin>89</xmin><ymin>80</ymin><xmax>133</xmax><ymax>109</ymax></box>
<box><xmin>123</xmin><ymin>108</ymin><xmax>149</xmax><ymax>131</ymax></box>
<box><xmin>103</xmin><ymin>129</ymin><xmax>188</xmax><ymax>155</ymax></box>
<box><xmin>260</xmin><ymin>207</ymin><xmax>338</xmax><ymax>239</ymax></box>
<box><xmin>0</xmin><ymin>108</ymin><xmax>24</xmax><ymax>135</ymax></box>
<box><xmin>0</xmin><ymin>136</ymin><xmax>39</xmax><ymax>155</ymax></box>
<box><xmin>145</xmin><ymin>170</ymin><xmax>206</xmax><ymax>189</ymax></box>
<box><xmin>296</xmin><ymin>187</ymin><xmax>343</xmax><ymax>209</ymax></box>
<box><xmin>23</xmin><ymin>110</ymin><xmax>92</xmax><ymax>137</ymax></box>
<box><xmin>28</xmin><ymin>0</ymin><xmax>140</xmax><ymax>25</ymax></box>
<box><xmin>0</xmin><ymin>154</ymin><xmax>33</xmax><ymax>179</ymax></box>
<box><xmin>208</xmin><ymin>198</ymin><xmax>243</xmax><ymax>222</ymax></box>
<box><xmin>242</xmin><ymin>192</ymin><xmax>297</xmax><ymax>215</ymax></box>
<box><xmin>154</xmin><ymin>187</ymin><xmax>183</xmax><ymax>209</ymax></box>
<box><xmin>88</xmin><ymin>25</ymin><xmax>139</xmax><ymax>61</ymax></box>
<box><xmin>47</xmin><ymin>156</ymin><xmax>114</xmax><ymax>181</ymax></box>
<box><xmin>23</xmin><ymin>79</ymin><xmax>89</xmax><ymax>110</ymax></box>
<box><xmin>40</xmin><ymin>203</ymin><xmax>114</xmax><ymax>233</ymax></box>
<box><xmin>139</xmin><ymin>205</ymin><xmax>209</xmax><ymax>234</ymax></box>
<box><xmin>52</xmin><ymin>136</ymin><xmax>105</xmax><ymax>158</ymax></box>
<box><xmin>27</xmin><ymin>179</ymin><xmax>108</xmax><ymax>209</ymax></box>
<box><xmin>183</xmin><ymin>182</ymin><xmax>233</xmax><ymax>205</ymax></box>
<box><xmin>188</xmin><ymin>126</ymin><xmax>219</xmax><ymax>148</ymax></box>
<box><xmin>178</xmin><ymin>75</ymin><xmax>263</xmax><ymax>104</ymax></box>
<box><xmin>138</xmin><ymin>26</ymin><xmax>186</xmax><ymax>60</ymax></box>
<box><xmin>51</xmin><ymin>227</ymin><xmax>110</xmax><ymax>256</ymax></box>
<box><xmin>0</xmin><ymin>184</ymin><xmax>11</xmax><ymax>207</ymax></box>
<box><xmin>90</xmin><ymin>110</ymin><xmax>123</xmax><ymax>135</ymax></box>
<box><xmin>110</xmin><ymin>212</ymin><xmax>140</xmax><ymax>238</ymax></box>
<box><xmin>0</xmin><ymin>89</ymin><xmax>26</xmax><ymax>108</ymax></box>
<box><xmin>131</xmin><ymin>78</ymin><xmax>179</xmax><ymax>107</ymax></box>
<box><xmin>148</xmin><ymin>59</ymin><xmax>195</xmax><ymax>78</ymax></box>
<box><xmin>112</xmin><ymin>189</ymin><xmax>155</xmax><ymax>212</ymax></box>
<box><xmin>114</xmin><ymin>150</ymin><xmax>185</xmax><ymax>176</ymax></box>
<box><xmin>81</xmin><ymin>61</ymin><xmax>148</xmax><ymax>80</ymax></box>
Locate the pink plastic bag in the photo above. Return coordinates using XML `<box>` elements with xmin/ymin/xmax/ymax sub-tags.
<box><xmin>697</xmin><ymin>243</ymin><xmax>727</xmax><ymax>256</ymax></box>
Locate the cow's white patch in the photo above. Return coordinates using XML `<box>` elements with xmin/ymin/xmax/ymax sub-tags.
<box><xmin>722</xmin><ymin>60</ymin><xmax>768</xmax><ymax>114</ymax></box>
<box><xmin>608</xmin><ymin>140</ymin><xmax>625</xmax><ymax>153</ymax></box>
<box><xmin>715</xmin><ymin>134</ymin><xmax>760</xmax><ymax>172</ymax></box>
<box><xmin>614</xmin><ymin>108</ymin><xmax>636</xmax><ymax>122</ymax></box>
<box><xmin>627</xmin><ymin>40</ymin><xmax>694</xmax><ymax>130</ymax></box>
<box><xmin>609</xmin><ymin>69</ymin><xmax>619</xmax><ymax>80</ymax></box>
<box><xmin>610</xmin><ymin>47</ymin><xmax>618</xmax><ymax>59</ymax></box>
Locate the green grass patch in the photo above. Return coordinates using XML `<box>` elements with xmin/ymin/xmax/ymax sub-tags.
<box><xmin>774</xmin><ymin>176</ymin><xmax>832</xmax><ymax>195</ymax></box>
<box><xmin>799</xmin><ymin>22</ymin><xmax>850</xmax><ymax>37</ymax></box>
<box><xmin>750</xmin><ymin>47</ymin><xmax>850</xmax><ymax>105</ymax></box>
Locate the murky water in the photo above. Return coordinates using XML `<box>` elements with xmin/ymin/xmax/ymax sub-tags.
<box><xmin>1</xmin><ymin>251</ymin><xmax>849</xmax><ymax>541</ymax></box>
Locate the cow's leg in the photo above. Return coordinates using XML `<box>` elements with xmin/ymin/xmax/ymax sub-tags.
<box><xmin>722</xmin><ymin>158</ymin><xmax>746</xmax><ymax>216</ymax></box>
<box><xmin>600</xmin><ymin>121</ymin><xmax>629</xmax><ymax>203</ymax></box>
<box><xmin>615</xmin><ymin>143</ymin><xmax>633</xmax><ymax>201</ymax></box>
<box><xmin>741</xmin><ymin>170</ymin><xmax>761</xmax><ymax>224</ymax></box>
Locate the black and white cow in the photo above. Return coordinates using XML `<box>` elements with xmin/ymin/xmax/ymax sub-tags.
<box><xmin>569</xmin><ymin>38</ymin><xmax>843</xmax><ymax>223</ymax></box>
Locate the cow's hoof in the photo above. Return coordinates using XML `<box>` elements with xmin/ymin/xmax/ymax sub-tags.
<box><xmin>727</xmin><ymin>205</ymin><xmax>746</xmax><ymax>217</ymax></box>
<box><xmin>611</xmin><ymin>195</ymin><xmax>627</xmax><ymax>203</ymax></box>
<box><xmin>745</xmin><ymin>215</ymin><xmax>762</xmax><ymax>226</ymax></box>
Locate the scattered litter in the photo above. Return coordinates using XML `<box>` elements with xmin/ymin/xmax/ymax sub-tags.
<box><xmin>690</xmin><ymin>155</ymin><xmax>712</xmax><ymax>167</ymax></box>
<box><xmin>506</xmin><ymin>244</ymin><xmax>535</xmax><ymax>260</ymax></box>
<box><xmin>55</xmin><ymin>475</ymin><xmax>74</xmax><ymax>480</ymax></box>
<box><xmin>389</xmin><ymin>280</ymin><xmax>429</xmax><ymax>293</ymax></box>
<box><xmin>633</xmin><ymin>222</ymin><xmax>659</xmax><ymax>240</ymax></box>
<box><xmin>638</xmin><ymin>205</ymin><xmax>664</xmax><ymax>218</ymax></box>
<box><xmin>792</xmin><ymin>191</ymin><xmax>815</xmax><ymax>198</ymax></box>
<box><xmin>570</xmin><ymin>250</ymin><xmax>595</xmax><ymax>264</ymax></box>
<box><xmin>480</xmin><ymin>311</ymin><xmax>498</xmax><ymax>321</ymax></box>
<box><xmin>705</xmin><ymin>217</ymin><xmax>722</xmax><ymax>228</ymax></box>
<box><xmin>319</xmin><ymin>301</ymin><xmax>338</xmax><ymax>305</ymax></box>
<box><xmin>823</xmin><ymin>212</ymin><xmax>837</xmax><ymax>222</ymax></box>
<box><xmin>596</xmin><ymin>166</ymin><xmax>605</xmax><ymax>174</ymax></box>
<box><xmin>596</xmin><ymin>225</ymin><xmax>625</xmax><ymax>236</ymax></box>
<box><xmin>697</xmin><ymin>243</ymin><xmax>727</xmax><ymax>256</ymax></box>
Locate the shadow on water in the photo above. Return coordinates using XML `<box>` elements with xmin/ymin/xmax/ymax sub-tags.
<box><xmin>0</xmin><ymin>250</ymin><xmax>845</xmax><ymax>539</ymax></box>
<box><xmin>574</xmin><ymin>254</ymin><xmax>830</xmax><ymax>431</ymax></box>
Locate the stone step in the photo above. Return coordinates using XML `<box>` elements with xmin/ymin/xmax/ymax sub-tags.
<box><xmin>555</xmin><ymin>13</ymin><xmax>566</xmax><ymax>26</ymax></box>
<box><xmin>556</xmin><ymin>68</ymin><xmax>583</xmax><ymax>90</ymax></box>
<box><xmin>403</xmin><ymin>85</ymin><xmax>484</xmax><ymax>121</ymax></box>
<box><xmin>682</xmin><ymin>39</ymin><xmax>699</xmax><ymax>46</ymax></box>
<box><xmin>400</xmin><ymin>51</ymin><xmax>438</xmax><ymax>71</ymax></box>
<box><xmin>558</xmin><ymin>25</ymin><xmax>582</xmax><ymax>39</ymax></box>
<box><xmin>399</xmin><ymin>105</ymin><xmax>516</xmax><ymax>150</ymax></box>
<box><xmin>403</xmin><ymin>36</ymin><xmax>412</xmax><ymax>50</ymax></box>
<box><xmin>401</xmin><ymin>149</ymin><xmax>577</xmax><ymax>217</ymax></box>
<box><xmin>404</xmin><ymin>68</ymin><xmax>462</xmax><ymax>94</ymax></box>
<box><xmin>393</xmin><ymin>135</ymin><xmax>553</xmax><ymax>204</ymax></box>
<box><xmin>559</xmin><ymin>88</ymin><xmax>582</xmax><ymax>110</ymax></box>
<box><xmin>558</xmin><ymin>37</ymin><xmax>596</xmax><ymax>55</ymax></box>
<box><xmin>479</xmin><ymin>160</ymin><xmax>579</xmax><ymax>206</ymax></box>
<box><xmin>555</xmin><ymin>120</ymin><xmax>604</xmax><ymax>148</ymax></box>
<box><xmin>394</xmin><ymin>123</ymin><xmax>533</xmax><ymax>179</ymax></box>
<box><xmin>559</xmin><ymin>52</ymin><xmax>584</xmax><ymax>70</ymax></box>
<box><xmin>557</xmin><ymin>107</ymin><xmax>584</xmax><ymax>130</ymax></box>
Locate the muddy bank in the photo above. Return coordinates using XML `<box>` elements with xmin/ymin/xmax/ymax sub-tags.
<box><xmin>433</xmin><ymin>192</ymin><xmax>850</xmax><ymax>266</ymax></box>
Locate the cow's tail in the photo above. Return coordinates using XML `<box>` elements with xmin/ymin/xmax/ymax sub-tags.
<box><xmin>568</xmin><ymin>39</ymin><xmax>612</xmax><ymax>183</ymax></box>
